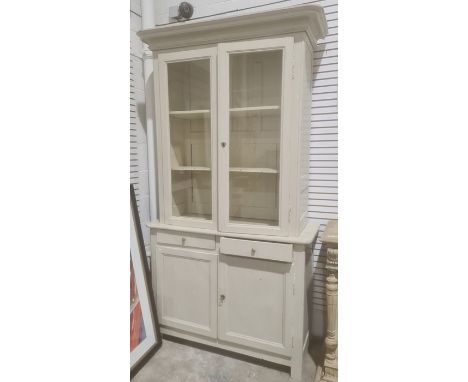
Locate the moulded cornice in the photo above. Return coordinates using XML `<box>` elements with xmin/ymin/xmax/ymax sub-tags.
<box><xmin>137</xmin><ymin>4</ymin><xmax>327</xmax><ymax>52</ymax></box>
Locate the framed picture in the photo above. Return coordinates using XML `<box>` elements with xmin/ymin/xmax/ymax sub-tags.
<box><xmin>130</xmin><ymin>184</ymin><xmax>161</xmax><ymax>377</ymax></box>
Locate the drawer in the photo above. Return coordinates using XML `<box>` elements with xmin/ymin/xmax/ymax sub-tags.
<box><xmin>156</xmin><ymin>231</ymin><xmax>216</xmax><ymax>250</ymax></box>
<box><xmin>220</xmin><ymin>237</ymin><xmax>292</xmax><ymax>263</ymax></box>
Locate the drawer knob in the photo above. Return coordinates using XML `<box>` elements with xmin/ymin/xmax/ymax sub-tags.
<box><xmin>181</xmin><ymin>237</ymin><xmax>186</xmax><ymax>245</ymax></box>
<box><xmin>251</xmin><ymin>248</ymin><xmax>256</xmax><ymax>256</ymax></box>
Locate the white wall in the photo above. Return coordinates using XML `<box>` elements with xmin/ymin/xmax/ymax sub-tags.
<box><xmin>142</xmin><ymin>0</ymin><xmax>338</xmax><ymax>338</ymax></box>
<box><xmin>130</xmin><ymin>0</ymin><xmax>151</xmax><ymax>256</ymax></box>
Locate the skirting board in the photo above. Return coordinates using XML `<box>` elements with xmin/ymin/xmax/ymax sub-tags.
<box><xmin>160</xmin><ymin>326</ymin><xmax>292</xmax><ymax>367</ymax></box>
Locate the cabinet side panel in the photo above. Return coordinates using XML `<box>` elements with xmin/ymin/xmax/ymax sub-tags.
<box><xmin>153</xmin><ymin>56</ymin><xmax>166</xmax><ymax>223</ymax></box>
<box><xmin>303</xmin><ymin>245</ymin><xmax>313</xmax><ymax>342</ymax></box>
<box><xmin>299</xmin><ymin>47</ymin><xmax>313</xmax><ymax>233</ymax></box>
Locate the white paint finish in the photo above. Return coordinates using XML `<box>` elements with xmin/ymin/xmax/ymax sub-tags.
<box><xmin>150</xmin><ymin>225</ymin><xmax>315</xmax><ymax>377</ymax></box>
<box><xmin>160</xmin><ymin>327</ymin><xmax>292</xmax><ymax>367</ymax></box>
<box><xmin>220</xmin><ymin>237</ymin><xmax>292</xmax><ymax>263</ymax></box>
<box><xmin>152</xmin><ymin>55</ymin><xmax>165</xmax><ymax>222</ymax></box>
<box><xmin>140</xmin><ymin>4</ymin><xmax>327</xmax><ymax>51</ymax></box>
<box><xmin>140</xmin><ymin>0</ymin><xmax>337</xmax><ymax>345</ymax></box>
<box><xmin>147</xmin><ymin>2</ymin><xmax>338</xmax><ymax>301</ymax></box>
<box><xmin>298</xmin><ymin>41</ymin><xmax>314</xmax><ymax>234</ymax></box>
<box><xmin>218</xmin><ymin>254</ymin><xmax>293</xmax><ymax>356</ymax></box>
<box><xmin>148</xmin><ymin>221</ymin><xmax>319</xmax><ymax>245</ymax></box>
<box><xmin>156</xmin><ymin>230</ymin><xmax>216</xmax><ymax>250</ymax></box>
<box><xmin>157</xmin><ymin>47</ymin><xmax>218</xmax><ymax>230</ymax></box>
<box><xmin>156</xmin><ymin>246</ymin><xmax>218</xmax><ymax>338</ymax></box>
<box><xmin>290</xmin><ymin>245</ymin><xmax>306</xmax><ymax>380</ymax></box>
<box><xmin>141</xmin><ymin>2</ymin><xmax>336</xmax><ymax>239</ymax></box>
<box><xmin>217</xmin><ymin>37</ymin><xmax>294</xmax><ymax>236</ymax></box>
<box><xmin>145</xmin><ymin>29</ymin><xmax>321</xmax><ymax>237</ymax></box>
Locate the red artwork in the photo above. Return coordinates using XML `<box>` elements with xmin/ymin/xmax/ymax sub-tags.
<box><xmin>130</xmin><ymin>258</ymin><xmax>146</xmax><ymax>351</ymax></box>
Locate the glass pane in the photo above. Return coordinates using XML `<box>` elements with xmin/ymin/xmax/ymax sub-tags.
<box><xmin>167</xmin><ymin>59</ymin><xmax>212</xmax><ymax>220</ymax></box>
<box><xmin>228</xmin><ymin>50</ymin><xmax>282</xmax><ymax>226</ymax></box>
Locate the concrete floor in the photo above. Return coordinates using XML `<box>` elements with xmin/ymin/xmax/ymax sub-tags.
<box><xmin>132</xmin><ymin>336</ymin><xmax>323</xmax><ymax>382</ymax></box>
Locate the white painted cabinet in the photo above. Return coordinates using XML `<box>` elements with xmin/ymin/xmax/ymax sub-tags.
<box><xmin>140</xmin><ymin>4</ymin><xmax>327</xmax><ymax>380</ymax></box>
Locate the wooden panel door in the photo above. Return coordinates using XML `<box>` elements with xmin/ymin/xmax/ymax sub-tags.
<box><xmin>218</xmin><ymin>37</ymin><xmax>294</xmax><ymax>236</ymax></box>
<box><xmin>158</xmin><ymin>47</ymin><xmax>218</xmax><ymax>230</ymax></box>
<box><xmin>217</xmin><ymin>254</ymin><xmax>293</xmax><ymax>356</ymax></box>
<box><xmin>156</xmin><ymin>246</ymin><xmax>218</xmax><ymax>339</ymax></box>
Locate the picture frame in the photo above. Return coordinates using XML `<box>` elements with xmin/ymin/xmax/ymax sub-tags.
<box><xmin>130</xmin><ymin>184</ymin><xmax>162</xmax><ymax>377</ymax></box>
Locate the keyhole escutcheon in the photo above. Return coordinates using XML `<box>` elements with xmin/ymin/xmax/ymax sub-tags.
<box><xmin>219</xmin><ymin>294</ymin><xmax>226</xmax><ymax>306</ymax></box>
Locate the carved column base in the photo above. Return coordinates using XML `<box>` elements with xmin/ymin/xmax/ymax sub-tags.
<box><xmin>323</xmin><ymin>357</ymin><xmax>338</xmax><ymax>381</ymax></box>
<box><xmin>314</xmin><ymin>361</ymin><xmax>338</xmax><ymax>382</ymax></box>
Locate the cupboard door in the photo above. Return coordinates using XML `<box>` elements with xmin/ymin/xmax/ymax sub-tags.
<box><xmin>218</xmin><ymin>38</ymin><xmax>294</xmax><ymax>236</ymax></box>
<box><xmin>158</xmin><ymin>48</ymin><xmax>217</xmax><ymax>229</ymax></box>
<box><xmin>156</xmin><ymin>246</ymin><xmax>218</xmax><ymax>339</ymax></box>
<box><xmin>218</xmin><ymin>254</ymin><xmax>293</xmax><ymax>356</ymax></box>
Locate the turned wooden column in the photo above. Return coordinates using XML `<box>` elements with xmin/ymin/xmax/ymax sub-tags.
<box><xmin>315</xmin><ymin>220</ymin><xmax>338</xmax><ymax>382</ymax></box>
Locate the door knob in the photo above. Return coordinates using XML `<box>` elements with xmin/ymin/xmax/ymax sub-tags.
<box><xmin>221</xmin><ymin>142</ymin><xmax>227</xmax><ymax>148</ymax></box>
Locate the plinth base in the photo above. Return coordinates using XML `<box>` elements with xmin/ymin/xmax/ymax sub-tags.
<box><xmin>314</xmin><ymin>364</ymin><xmax>338</xmax><ymax>382</ymax></box>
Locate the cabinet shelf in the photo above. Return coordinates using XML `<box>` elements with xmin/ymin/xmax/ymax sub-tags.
<box><xmin>230</xmin><ymin>167</ymin><xmax>278</xmax><ymax>174</ymax></box>
<box><xmin>229</xmin><ymin>216</ymin><xmax>278</xmax><ymax>226</ymax></box>
<box><xmin>230</xmin><ymin>106</ymin><xmax>280</xmax><ymax>118</ymax></box>
<box><xmin>172</xmin><ymin>166</ymin><xmax>211</xmax><ymax>172</ymax></box>
<box><xmin>169</xmin><ymin>110</ymin><xmax>210</xmax><ymax>119</ymax></box>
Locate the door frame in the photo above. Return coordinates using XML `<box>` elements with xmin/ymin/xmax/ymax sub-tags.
<box><xmin>157</xmin><ymin>47</ymin><xmax>218</xmax><ymax>230</ymax></box>
<box><xmin>217</xmin><ymin>37</ymin><xmax>294</xmax><ymax>236</ymax></box>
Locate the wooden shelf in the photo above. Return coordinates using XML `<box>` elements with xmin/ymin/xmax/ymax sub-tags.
<box><xmin>230</xmin><ymin>105</ymin><xmax>280</xmax><ymax>118</ymax></box>
<box><xmin>230</xmin><ymin>167</ymin><xmax>278</xmax><ymax>174</ymax></box>
<box><xmin>178</xmin><ymin>213</ymin><xmax>212</xmax><ymax>220</ymax></box>
<box><xmin>229</xmin><ymin>216</ymin><xmax>278</xmax><ymax>227</ymax></box>
<box><xmin>169</xmin><ymin>110</ymin><xmax>210</xmax><ymax>119</ymax></box>
<box><xmin>172</xmin><ymin>166</ymin><xmax>211</xmax><ymax>172</ymax></box>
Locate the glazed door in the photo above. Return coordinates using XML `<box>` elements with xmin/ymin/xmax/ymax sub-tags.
<box><xmin>158</xmin><ymin>48</ymin><xmax>217</xmax><ymax>229</ymax></box>
<box><xmin>218</xmin><ymin>38</ymin><xmax>293</xmax><ymax>236</ymax></box>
